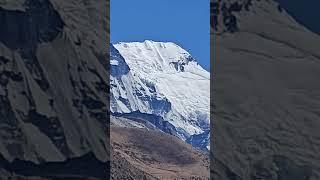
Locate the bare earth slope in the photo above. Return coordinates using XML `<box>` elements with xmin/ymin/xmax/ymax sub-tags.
<box><xmin>111</xmin><ymin>126</ymin><xmax>209</xmax><ymax>180</ymax></box>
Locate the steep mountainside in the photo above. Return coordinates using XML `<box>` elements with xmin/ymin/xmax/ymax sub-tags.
<box><xmin>212</xmin><ymin>0</ymin><xmax>320</xmax><ymax>179</ymax></box>
<box><xmin>110</xmin><ymin>41</ymin><xmax>210</xmax><ymax>150</ymax></box>
<box><xmin>0</xmin><ymin>0</ymin><xmax>109</xmax><ymax>177</ymax></box>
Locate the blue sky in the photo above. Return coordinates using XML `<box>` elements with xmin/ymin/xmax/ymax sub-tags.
<box><xmin>110</xmin><ymin>0</ymin><xmax>210</xmax><ymax>71</ymax></box>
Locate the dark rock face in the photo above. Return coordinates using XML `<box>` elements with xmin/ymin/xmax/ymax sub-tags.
<box><xmin>169</xmin><ymin>55</ymin><xmax>197</xmax><ymax>72</ymax></box>
<box><xmin>0</xmin><ymin>0</ymin><xmax>64</xmax><ymax>93</ymax></box>
<box><xmin>0</xmin><ymin>152</ymin><xmax>108</xmax><ymax>179</ymax></box>
<box><xmin>187</xmin><ymin>130</ymin><xmax>210</xmax><ymax>152</ymax></box>
<box><xmin>110</xmin><ymin>44</ymin><xmax>130</xmax><ymax>76</ymax></box>
<box><xmin>211</xmin><ymin>0</ymin><xmax>290</xmax><ymax>33</ymax></box>
<box><xmin>0</xmin><ymin>0</ymin><xmax>64</xmax><ymax>50</ymax></box>
<box><xmin>0</xmin><ymin>0</ymin><xmax>109</xmax><ymax>177</ymax></box>
<box><xmin>211</xmin><ymin>0</ymin><xmax>254</xmax><ymax>33</ymax></box>
<box><xmin>0</xmin><ymin>0</ymin><xmax>63</xmax><ymax>95</ymax></box>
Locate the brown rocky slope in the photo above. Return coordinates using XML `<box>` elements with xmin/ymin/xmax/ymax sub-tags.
<box><xmin>111</xmin><ymin>126</ymin><xmax>210</xmax><ymax>180</ymax></box>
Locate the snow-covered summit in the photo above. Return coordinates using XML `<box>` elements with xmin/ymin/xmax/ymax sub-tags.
<box><xmin>114</xmin><ymin>40</ymin><xmax>208</xmax><ymax>78</ymax></box>
<box><xmin>110</xmin><ymin>41</ymin><xmax>210</xmax><ymax>142</ymax></box>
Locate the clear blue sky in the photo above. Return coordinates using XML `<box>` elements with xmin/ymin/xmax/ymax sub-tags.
<box><xmin>110</xmin><ymin>0</ymin><xmax>210</xmax><ymax>71</ymax></box>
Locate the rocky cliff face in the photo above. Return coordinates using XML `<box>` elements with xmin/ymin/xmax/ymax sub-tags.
<box><xmin>0</xmin><ymin>0</ymin><xmax>108</xmax><ymax>168</ymax></box>
<box><xmin>212</xmin><ymin>0</ymin><xmax>320</xmax><ymax>179</ymax></box>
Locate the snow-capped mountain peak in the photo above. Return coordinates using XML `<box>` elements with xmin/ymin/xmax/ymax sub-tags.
<box><xmin>114</xmin><ymin>40</ymin><xmax>208</xmax><ymax>77</ymax></box>
<box><xmin>110</xmin><ymin>41</ymin><xmax>210</xmax><ymax>144</ymax></box>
